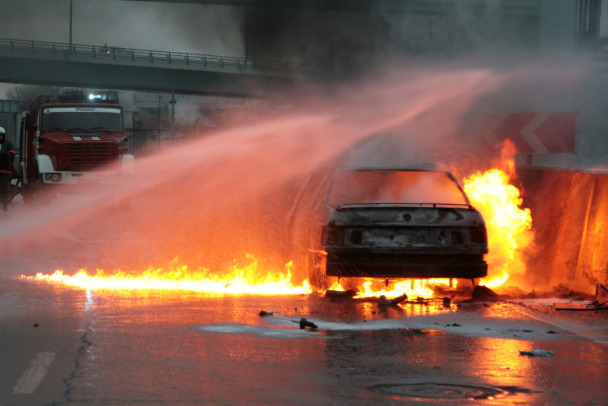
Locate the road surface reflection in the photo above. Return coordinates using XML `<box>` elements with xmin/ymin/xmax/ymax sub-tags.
<box><xmin>16</xmin><ymin>281</ymin><xmax>608</xmax><ymax>405</ymax></box>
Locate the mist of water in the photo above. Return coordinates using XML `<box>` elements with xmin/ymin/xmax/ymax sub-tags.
<box><xmin>0</xmin><ymin>63</ymin><xmax>586</xmax><ymax>290</ymax></box>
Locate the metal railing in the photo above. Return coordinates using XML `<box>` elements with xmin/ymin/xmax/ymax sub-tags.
<box><xmin>0</xmin><ymin>37</ymin><xmax>322</xmax><ymax>75</ymax></box>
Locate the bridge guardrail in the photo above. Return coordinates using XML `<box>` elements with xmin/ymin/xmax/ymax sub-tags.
<box><xmin>0</xmin><ymin>38</ymin><xmax>323</xmax><ymax>75</ymax></box>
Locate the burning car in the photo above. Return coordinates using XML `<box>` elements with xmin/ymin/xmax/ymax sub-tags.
<box><xmin>289</xmin><ymin>168</ymin><xmax>488</xmax><ymax>286</ymax></box>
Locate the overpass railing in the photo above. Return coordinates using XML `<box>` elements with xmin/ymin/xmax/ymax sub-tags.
<box><xmin>0</xmin><ymin>38</ymin><xmax>322</xmax><ymax>74</ymax></box>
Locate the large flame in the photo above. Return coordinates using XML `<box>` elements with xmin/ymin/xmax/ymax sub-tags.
<box><xmin>21</xmin><ymin>163</ymin><xmax>532</xmax><ymax>297</ymax></box>
<box><xmin>21</xmin><ymin>161</ymin><xmax>532</xmax><ymax>297</ymax></box>
<box><xmin>324</xmin><ymin>154</ymin><xmax>533</xmax><ymax>298</ymax></box>
<box><xmin>328</xmin><ymin>278</ymin><xmax>451</xmax><ymax>299</ymax></box>
<box><xmin>22</xmin><ymin>256</ymin><xmax>311</xmax><ymax>295</ymax></box>
<box><xmin>464</xmin><ymin>166</ymin><xmax>533</xmax><ymax>289</ymax></box>
<box><xmin>21</xmin><ymin>158</ymin><xmax>531</xmax><ymax>297</ymax></box>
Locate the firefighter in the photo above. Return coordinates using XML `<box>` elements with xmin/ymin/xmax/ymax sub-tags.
<box><xmin>0</xmin><ymin>127</ymin><xmax>15</xmax><ymax>212</ymax></box>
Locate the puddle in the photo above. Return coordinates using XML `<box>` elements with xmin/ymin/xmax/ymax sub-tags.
<box><xmin>192</xmin><ymin>322</ymin><xmax>323</xmax><ymax>338</ymax></box>
<box><xmin>371</xmin><ymin>382</ymin><xmax>505</xmax><ymax>400</ymax></box>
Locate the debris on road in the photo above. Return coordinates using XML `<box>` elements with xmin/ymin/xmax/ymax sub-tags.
<box><xmin>259</xmin><ymin>311</ymin><xmax>276</xmax><ymax>316</ymax></box>
<box><xmin>414</xmin><ymin>297</ymin><xmax>429</xmax><ymax>304</ymax></box>
<box><xmin>555</xmin><ymin>284</ymin><xmax>608</xmax><ymax>311</ymax></box>
<box><xmin>554</xmin><ymin>302</ymin><xmax>604</xmax><ymax>310</ymax></box>
<box><xmin>595</xmin><ymin>284</ymin><xmax>608</xmax><ymax>306</ymax></box>
<box><xmin>299</xmin><ymin>318</ymin><xmax>318</xmax><ymax>330</ymax></box>
<box><xmin>325</xmin><ymin>289</ymin><xmax>358</xmax><ymax>299</ymax></box>
<box><xmin>519</xmin><ymin>348</ymin><xmax>554</xmax><ymax>357</ymax></box>
<box><xmin>472</xmin><ymin>285</ymin><xmax>501</xmax><ymax>301</ymax></box>
<box><xmin>378</xmin><ymin>293</ymin><xmax>408</xmax><ymax>307</ymax></box>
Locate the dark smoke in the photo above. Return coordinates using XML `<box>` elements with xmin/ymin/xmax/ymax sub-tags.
<box><xmin>243</xmin><ymin>2</ymin><xmax>540</xmax><ymax>78</ymax></box>
<box><xmin>0</xmin><ymin>0</ymin><xmax>243</xmax><ymax>55</ymax></box>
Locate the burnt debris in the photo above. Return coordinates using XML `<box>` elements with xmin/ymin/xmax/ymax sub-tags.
<box><xmin>299</xmin><ymin>318</ymin><xmax>318</xmax><ymax>330</ymax></box>
<box><xmin>378</xmin><ymin>293</ymin><xmax>408</xmax><ymax>307</ymax></box>
<box><xmin>471</xmin><ymin>285</ymin><xmax>501</xmax><ymax>301</ymax></box>
<box><xmin>325</xmin><ymin>289</ymin><xmax>358</xmax><ymax>299</ymax></box>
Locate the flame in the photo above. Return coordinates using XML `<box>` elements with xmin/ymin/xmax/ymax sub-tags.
<box><xmin>21</xmin><ymin>159</ymin><xmax>531</xmax><ymax>297</ymax></box>
<box><xmin>324</xmin><ymin>154</ymin><xmax>533</xmax><ymax>298</ymax></box>
<box><xmin>464</xmin><ymin>167</ymin><xmax>532</xmax><ymax>288</ymax></box>
<box><xmin>21</xmin><ymin>165</ymin><xmax>533</xmax><ymax>297</ymax></box>
<box><xmin>21</xmin><ymin>162</ymin><xmax>532</xmax><ymax>296</ymax></box>
<box><xmin>328</xmin><ymin>278</ymin><xmax>454</xmax><ymax>299</ymax></box>
<box><xmin>21</xmin><ymin>256</ymin><xmax>312</xmax><ymax>295</ymax></box>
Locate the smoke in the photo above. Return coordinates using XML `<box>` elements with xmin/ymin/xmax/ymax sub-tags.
<box><xmin>0</xmin><ymin>65</ymin><xmax>507</xmax><ymax>280</ymax></box>
<box><xmin>0</xmin><ymin>0</ymin><xmax>245</xmax><ymax>97</ymax></box>
<box><xmin>0</xmin><ymin>1</ymin><xmax>603</xmax><ymax>294</ymax></box>
<box><xmin>0</xmin><ymin>0</ymin><xmax>243</xmax><ymax>55</ymax></box>
<box><xmin>0</xmin><ymin>54</ymin><xmax>599</xmax><ymax>295</ymax></box>
<box><xmin>242</xmin><ymin>1</ymin><xmax>542</xmax><ymax>77</ymax></box>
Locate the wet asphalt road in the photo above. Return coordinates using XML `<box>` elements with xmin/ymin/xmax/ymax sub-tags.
<box><xmin>1</xmin><ymin>274</ymin><xmax>607</xmax><ymax>406</ymax></box>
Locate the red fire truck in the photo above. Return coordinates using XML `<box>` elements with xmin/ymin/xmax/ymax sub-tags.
<box><xmin>18</xmin><ymin>89</ymin><xmax>134</xmax><ymax>203</ymax></box>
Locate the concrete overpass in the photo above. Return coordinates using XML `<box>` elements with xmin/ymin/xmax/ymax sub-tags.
<box><xmin>121</xmin><ymin>0</ymin><xmax>541</xmax><ymax>15</ymax></box>
<box><xmin>0</xmin><ymin>1</ymin><xmax>544</xmax><ymax>97</ymax></box>
<box><xmin>0</xmin><ymin>38</ymin><xmax>324</xmax><ymax>97</ymax></box>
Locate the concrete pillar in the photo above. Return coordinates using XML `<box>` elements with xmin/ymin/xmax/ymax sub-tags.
<box><xmin>539</xmin><ymin>0</ymin><xmax>577</xmax><ymax>55</ymax></box>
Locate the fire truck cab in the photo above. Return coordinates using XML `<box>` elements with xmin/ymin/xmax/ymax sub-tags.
<box><xmin>19</xmin><ymin>89</ymin><xmax>134</xmax><ymax>202</ymax></box>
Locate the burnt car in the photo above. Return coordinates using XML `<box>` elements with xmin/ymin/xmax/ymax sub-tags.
<box><xmin>289</xmin><ymin>168</ymin><xmax>488</xmax><ymax>285</ymax></box>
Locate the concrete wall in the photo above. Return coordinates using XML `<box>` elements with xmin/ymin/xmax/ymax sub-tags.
<box><xmin>519</xmin><ymin>167</ymin><xmax>608</xmax><ymax>294</ymax></box>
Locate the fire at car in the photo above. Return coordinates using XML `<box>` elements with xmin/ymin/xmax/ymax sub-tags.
<box><xmin>20</xmin><ymin>152</ymin><xmax>535</xmax><ymax>301</ymax></box>
<box><xmin>21</xmin><ymin>158</ymin><xmax>534</xmax><ymax>300</ymax></box>
<box><xmin>287</xmin><ymin>167</ymin><xmax>489</xmax><ymax>290</ymax></box>
<box><xmin>322</xmin><ymin>168</ymin><xmax>488</xmax><ymax>279</ymax></box>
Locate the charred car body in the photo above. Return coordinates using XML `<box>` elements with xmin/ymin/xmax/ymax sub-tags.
<box><xmin>290</xmin><ymin>168</ymin><xmax>488</xmax><ymax>285</ymax></box>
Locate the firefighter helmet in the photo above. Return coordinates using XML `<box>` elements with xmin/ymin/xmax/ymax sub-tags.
<box><xmin>0</xmin><ymin>127</ymin><xmax>5</xmax><ymax>134</ymax></box>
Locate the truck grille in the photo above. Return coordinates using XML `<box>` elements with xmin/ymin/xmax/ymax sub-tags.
<box><xmin>58</xmin><ymin>142</ymin><xmax>119</xmax><ymax>170</ymax></box>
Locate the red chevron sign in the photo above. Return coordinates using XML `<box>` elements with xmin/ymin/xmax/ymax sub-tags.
<box><xmin>482</xmin><ymin>112</ymin><xmax>577</xmax><ymax>154</ymax></box>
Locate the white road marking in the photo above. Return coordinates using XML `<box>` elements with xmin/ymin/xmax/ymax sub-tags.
<box><xmin>515</xmin><ymin>305</ymin><xmax>608</xmax><ymax>345</ymax></box>
<box><xmin>13</xmin><ymin>351</ymin><xmax>56</xmax><ymax>394</ymax></box>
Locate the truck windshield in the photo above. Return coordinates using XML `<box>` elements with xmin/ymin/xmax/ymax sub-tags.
<box><xmin>42</xmin><ymin>107</ymin><xmax>123</xmax><ymax>132</ymax></box>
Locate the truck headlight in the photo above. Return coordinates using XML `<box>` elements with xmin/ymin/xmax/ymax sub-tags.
<box><xmin>45</xmin><ymin>173</ymin><xmax>62</xmax><ymax>183</ymax></box>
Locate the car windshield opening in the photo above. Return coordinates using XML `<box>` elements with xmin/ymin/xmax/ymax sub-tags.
<box><xmin>328</xmin><ymin>170</ymin><xmax>468</xmax><ymax>206</ymax></box>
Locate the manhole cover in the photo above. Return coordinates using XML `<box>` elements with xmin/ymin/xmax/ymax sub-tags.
<box><xmin>372</xmin><ymin>383</ymin><xmax>504</xmax><ymax>400</ymax></box>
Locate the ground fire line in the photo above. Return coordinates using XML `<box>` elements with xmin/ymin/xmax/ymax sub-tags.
<box><xmin>21</xmin><ymin>161</ymin><xmax>532</xmax><ymax>299</ymax></box>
